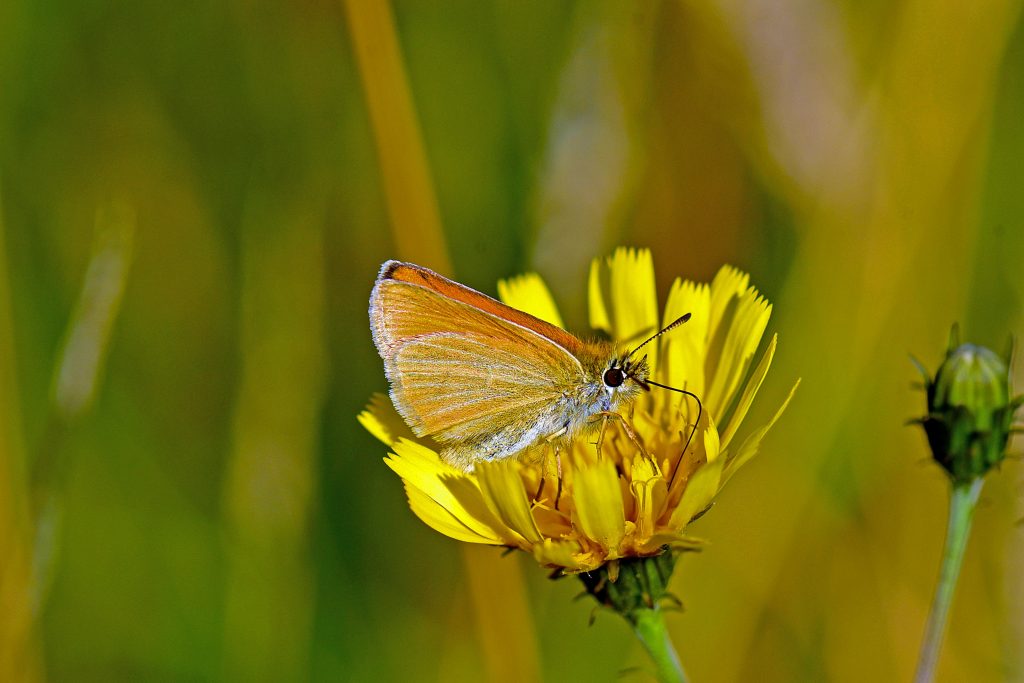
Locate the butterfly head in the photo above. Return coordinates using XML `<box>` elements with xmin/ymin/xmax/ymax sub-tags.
<box><xmin>602</xmin><ymin>353</ymin><xmax>650</xmax><ymax>401</ymax></box>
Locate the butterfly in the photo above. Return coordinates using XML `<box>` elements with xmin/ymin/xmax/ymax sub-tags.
<box><xmin>369</xmin><ymin>260</ymin><xmax>694</xmax><ymax>471</ymax></box>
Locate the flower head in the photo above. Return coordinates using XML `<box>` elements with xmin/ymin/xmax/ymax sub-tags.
<box><xmin>360</xmin><ymin>248</ymin><xmax>796</xmax><ymax>574</ymax></box>
<box><xmin>913</xmin><ymin>326</ymin><xmax>1022</xmax><ymax>484</ymax></box>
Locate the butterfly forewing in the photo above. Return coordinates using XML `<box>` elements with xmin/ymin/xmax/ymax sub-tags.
<box><xmin>394</xmin><ymin>333</ymin><xmax>564</xmax><ymax>442</ymax></box>
<box><xmin>374</xmin><ymin>261</ymin><xmax>586</xmax><ymax>357</ymax></box>
<box><xmin>370</xmin><ymin>268</ymin><xmax>586</xmax><ymax>449</ymax></box>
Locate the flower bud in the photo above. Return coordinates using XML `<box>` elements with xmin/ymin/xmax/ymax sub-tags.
<box><xmin>914</xmin><ymin>328</ymin><xmax>1022</xmax><ymax>484</ymax></box>
<box><xmin>577</xmin><ymin>551</ymin><xmax>681</xmax><ymax>625</ymax></box>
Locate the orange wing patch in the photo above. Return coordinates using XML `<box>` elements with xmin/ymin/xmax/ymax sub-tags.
<box><xmin>377</xmin><ymin>260</ymin><xmax>585</xmax><ymax>357</ymax></box>
<box><xmin>392</xmin><ymin>333</ymin><xmax>566</xmax><ymax>441</ymax></box>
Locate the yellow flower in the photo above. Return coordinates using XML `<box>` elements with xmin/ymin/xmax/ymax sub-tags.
<box><xmin>359</xmin><ymin>248</ymin><xmax>797</xmax><ymax>574</ymax></box>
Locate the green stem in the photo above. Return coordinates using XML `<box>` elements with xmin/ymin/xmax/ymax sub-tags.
<box><xmin>632</xmin><ymin>607</ymin><xmax>688</xmax><ymax>683</ymax></box>
<box><xmin>914</xmin><ymin>477</ymin><xmax>983</xmax><ymax>683</ymax></box>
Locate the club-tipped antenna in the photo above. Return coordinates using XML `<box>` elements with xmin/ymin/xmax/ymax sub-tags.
<box><xmin>626</xmin><ymin>313</ymin><xmax>692</xmax><ymax>361</ymax></box>
<box><xmin>622</xmin><ymin>312</ymin><xmax>700</xmax><ymax>488</ymax></box>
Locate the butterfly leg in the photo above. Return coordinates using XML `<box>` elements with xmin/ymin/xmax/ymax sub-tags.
<box><xmin>532</xmin><ymin>435</ymin><xmax>566</xmax><ymax>505</ymax></box>
<box><xmin>539</xmin><ymin>427</ymin><xmax>570</xmax><ymax>509</ymax></box>
<box><xmin>596</xmin><ymin>411</ymin><xmax>651</xmax><ymax>462</ymax></box>
<box><xmin>532</xmin><ymin>468</ymin><xmax>546</xmax><ymax>504</ymax></box>
<box><xmin>595</xmin><ymin>414</ymin><xmax>610</xmax><ymax>460</ymax></box>
<box><xmin>554</xmin><ymin>448</ymin><xmax>563</xmax><ymax>510</ymax></box>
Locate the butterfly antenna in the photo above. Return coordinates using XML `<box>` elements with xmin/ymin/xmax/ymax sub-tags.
<box><xmin>641</xmin><ymin>378</ymin><xmax>703</xmax><ymax>489</ymax></box>
<box><xmin>626</xmin><ymin>313</ymin><xmax>691</xmax><ymax>360</ymax></box>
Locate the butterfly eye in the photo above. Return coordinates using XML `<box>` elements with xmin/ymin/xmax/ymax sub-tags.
<box><xmin>603</xmin><ymin>367</ymin><xmax>625</xmax><ymax>388</ymax></box>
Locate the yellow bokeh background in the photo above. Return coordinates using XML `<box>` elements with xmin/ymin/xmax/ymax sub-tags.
<box><xmin>1</xmin><ymin>1</ymin><xmax>1023</xmax><ymax>680</ymax></box>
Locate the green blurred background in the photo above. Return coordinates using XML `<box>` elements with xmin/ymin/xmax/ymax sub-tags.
<box><xmin>2</xmin><ymin>0</ymin><xmax>1023</xmax><ymax>681</ymax></box>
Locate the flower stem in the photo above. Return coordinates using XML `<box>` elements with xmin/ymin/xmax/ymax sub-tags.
<box><xmin>632</xmin><ymin>607</ymin><xmax>688</xmax><ymax>683</ymax></box>
<box><xmin>914</xmin><ymin>477</ymin><xmax>984</xmax><ymax>683</ymax></box>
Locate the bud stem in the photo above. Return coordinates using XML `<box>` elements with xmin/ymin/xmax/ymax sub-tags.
<box><xmin>914</xmin><ymin>477</ymin><xmax>984</xmax><ymax>683</ymax></box>
<box><xmin>632</xmin><ymin>607</ymin><xmax>688</xmax><ymax>683</ymax></box>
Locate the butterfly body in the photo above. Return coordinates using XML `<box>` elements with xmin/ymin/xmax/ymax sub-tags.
<box><xmin>369</xmin><ymin>260</ymin><xmax>650</xmax><ymax>471</ymax></box>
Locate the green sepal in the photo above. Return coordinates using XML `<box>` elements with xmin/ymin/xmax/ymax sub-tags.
<box><xmin>576</xmin><ymin>550</ymin><xmax>682</xmax><ymax>626</ymax></box>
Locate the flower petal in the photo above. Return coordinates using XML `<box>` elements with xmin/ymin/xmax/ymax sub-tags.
<box><xmin>703</xmin><ymin>418</ymin><xmax>721</xmax><ymax>463</ymax></box>
<box><xmin>404</xmin><ymin>484</ymin><xmax>502</xmax><ymax>544</ymax></box>
<box><xmin>573</xmin><ymin>459</ymin><xmax>626</xmax><ymax>553</ymax></box>
<box><xmin>629</xmin><ymin>456</ymin><xmax>666</xmax><ymax>543</ymax></box>
<box><xmin>720</xmin><ymin>334</ymin><xmax>777</xmax><ymax>450</ymax></box>
<box><xmin>384</xmin><ymin>439</ymin><xmax>511</xmax><ymax>543</ymax></box>
<box><xmin>533</xmin><ymin>538</ymin><xmax>586</xmax><ymax>570</ymax></box>
<box><xmin>607</xmin><ymin>248</ymin><xmax>659</xmax><ymax>363</ymax></box>
<box><xmin>358</xmin><ymin>393</ymin><xmax>416</xmax><ymax>447</ymax></box>
<box><xmin>721</xmin><ymin>379</ymin><xmax>800</xmax><ymax>487</ymax></box>
<box><xmin>708</xmin><ymin>265</ymin><xmax>749</xmax><ymax>340</ymax></box>
<box><xmin>660</xmin><ymin>278</ymin><xmax>710</xmax><ymax>394</ymax></box>
<box><xmin>639</xmin><ymin>532</ymin><xmax>705</xmax><ymax>554</ymax></box>
<box><xmin>588</xmin><ymin>258</ymin><xmax>611</xmax><ymax>333</ymax></box>
<box><xmin>668</xmin><ymin>456</ymin><xmax>725</xmax><ymax>529</ymax></box>
<box><xmin>476</xmin><ymin>462</ymin><xmax>544</xmax><ymax>544</ymax></box>
<box><xmin>497</xmin><ymin>273</ymin><xmax>565</xmax><ymax>329</ymax></box>
<box><xmin>704</xmin><ymin>276</ymin><xmax>771</xmax><ymax>419</ymax></box>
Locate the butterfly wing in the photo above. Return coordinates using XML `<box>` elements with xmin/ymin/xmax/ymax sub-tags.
<box><xmin>370</xmin><ymin>263</ymin><xmax>587</xmax><ymax>459</ymax></box>
<box><xmin>372</xmin><ymin>260</ymin><xmax>586</xmax><ymax>357</ymax></box>
<box><xmin>392</xmin><ymin>332</ymin><xmax>565</xmax><ymax>440</ymax></box>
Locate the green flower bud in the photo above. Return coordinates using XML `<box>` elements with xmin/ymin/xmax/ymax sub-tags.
<box><xmin>577</xmin><ymin>550</ymin><xmax>681</xmax><ymax>626</ymax></box>
<box><xmin>914</xmin><ymin>328</ymin><xmax>1022</xmax><ymax>484</ymax></box>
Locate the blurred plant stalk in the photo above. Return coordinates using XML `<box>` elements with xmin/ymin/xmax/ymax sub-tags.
<box><xmin>581</xmin><ymin>553</ymin><xmax>689</xmax><ymax>683</ymax></box>
<box><xmin>0</xmin><ymin>192</ymin><xmax>42</xmax><ymax>681</ymax></box>
<box><xmin>31</xmin><ymin>202</ymin><xmax>135</xmax><ymax>615</ymax></box>
<box><xmin>345</xmin><ymin>2</ymin><xmax>541</xmax><ymax>680</ymax></box>
<box><xmin>911</xmin><ymin>331</ymin><xmax>1022</xmax><ymax>683</ymax></box>
<box><xmin>222</xmin><ymin>193</ymin><xmax>325</xmax><ymax>681</ymax></box>
<box><xmin>51</xmin><ymin>203</ymin><xmax>135</xmax><ymax>422</ymax></box>
<box><xmin>3</xmin><ymin>199</ymin><xmax>135</xmax><ymax>682</ymax></box>
<box><xmin>529</xmin><ymin>0</ymin><xmax>658</xmax><ymax>322</ymax></box>
<box><xmin>342</xmin><ymin>0</ymin><xmax>450</xmax><ymax>274</ymax></box>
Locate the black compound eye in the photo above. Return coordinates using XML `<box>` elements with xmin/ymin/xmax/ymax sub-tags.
<box><xmin>603</xmin><ymin>367</ymin><xmax>625</xmax><ymax>388</ymax></box>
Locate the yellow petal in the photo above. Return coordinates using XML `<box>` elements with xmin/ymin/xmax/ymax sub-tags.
<box><xmin>476</xmin><ymin>461</ymin><xmax>544</xmax><ymax>544</ymax></box>
<box><xmin>588</xmin><ymin>258</ymin><xmax>611</xmax><ymax>333</ymax></box>
<box><xmin>497</xmin><ymin>273</ymin><xmax>565</xmax><ymax>329</ymax></box>
<box><xmin>573</xmin><ymin>459</ymin><xmax>626</xmax><ymax>552</ymax></box>
<box><xmin>703</xmin><ymin>416</ymin><xmax>721</xmax><ymax>463</ymax></box>
<box><xmin>607</xmin><ymin>248</ymin><xmax>659</xmax><ymax>367</ymax></box>
<box><xmin>704</xmin><ymin>283</ymin><xmax>771</xmax><ymax>419</ymax></box>
<box><xmin>404</xmin><ymin>484</ymin><xmax>503</xmax><ymax>544</ymax></box>
<box><xmin>660</xmin><ymin>278</ymin><xmax>709</xmax><ymax>394</ymax></box>
<box><xmin>721</xmin><ymin>378</ymin><xmax>800</xmax><ymax>487</ymax></box>
<box><xmin>384</xmin><ymin>439</ymin><xmax>511</xmax><ymax>543</ymax></box>
<box><xmin>639</xmin><ymin>532</ymin><xmax>705</xmax><ymax>554</ymax></box>
<box><xmin>707</xmin><ymin>265</ymin><xmax>749</xmax><ymax>340</ymax></box>
<box><xmin>629</xmin><ymin>466</ymin><xmax>666</xmax><ymax>544</ymax></box>
<box><xmin>668</xmin><ymin>456</ymin><xmax>725</xmax><ymax>529</ymax></box>
<box><xmin>532</xmin><ymin>538</ymin><xmax>585</xmax><ymax>570</ymax></box>
<box><xmin>358</xmin><ymin>393</ymin><xmax>415</xmax><ymax>447</ymax></box>
<box><xmin>358</xmin><ymin>409</ymin><xmax>391</xmax><ymax>446</ymax></box>
<box><xmin>720</xmin><ymin>334</ymin><xmax>777</xmax><ymax>450</ymax></box>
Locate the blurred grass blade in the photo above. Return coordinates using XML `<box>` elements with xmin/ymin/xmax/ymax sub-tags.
<box><xmin>343</xmin><ymin>0</ymin><xmax>451</xmax><ymax>275</ymax></box>
<box><xmin>711</xmin><ymin>1</ymin><xmax>1024</xmax><ymax>680</ymax></box>
<box><xmin>530</xmin><ymin>1</ymin><xmax>657</xmax><ymax>320</ymax></box>
<box><xmin>52</xmin><ymin>201</ymin><xmax>134</xmax><ymax>420</ymax></box>
<box><xmin>0</xmin><ymin>190</ymin><xmax>43</xmax><ymax>681</ymax></box>
<box><xmin>222</xmin><ymin>192</ymin><xmax>326</xmax><ymax>681</ymax></box>
<box><xmin>32</xmin><ymin>200</ymin><xmax>135</xmax><ymax>614</ymax></box>
<box><xmin>462</xmin><ymin>545</ymin><xmax>542</xmax><ymax>683</ymax></box>
<box><xmin>344</xmin><ymin>2</ymin><xmax>539</xmax><ymax>677</ymax></box>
